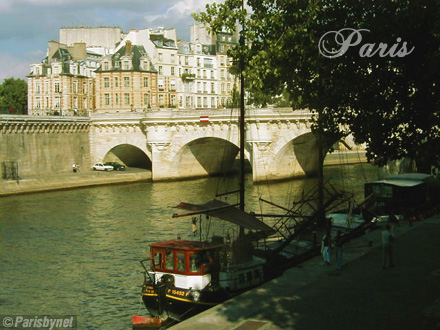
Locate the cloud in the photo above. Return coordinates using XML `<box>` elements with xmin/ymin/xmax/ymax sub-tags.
<box><xmin>0</xmin><ymin>53</ymin><xmax>34</xmax><ymax>81</ymax></box>
<box><xmin>144</xmin><ymin>0</ymin><xmax>217</xmax><ymax>25</ymax></box>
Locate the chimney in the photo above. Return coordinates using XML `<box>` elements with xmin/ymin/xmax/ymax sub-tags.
<box><xmin>125</xmin><ymin>40</ymin><xmax>132</xmax><ymax>55</ymax></box>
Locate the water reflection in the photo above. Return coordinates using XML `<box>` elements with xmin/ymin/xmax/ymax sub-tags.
<box><xmin>0</xmin><ymin>164</ymin><xmax>379</xmax><ymax>329</ymax></box>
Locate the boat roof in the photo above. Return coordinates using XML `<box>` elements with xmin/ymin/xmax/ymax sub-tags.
<box><xmin>386</xmin><ymin>173</ymin><xmax>431</xmax><ymax>181</ymax></box>
<box><xmin>175</xmin><ymin>199</ymin><xmax>275</xmax><ymax>233</ymax></box>
<box><xmin>150</xmin><ymin>240</ymin><xmax>225</xmax><ymax>251</ymax></box>
<box><xmin>366</xmin><ymin>179</ymin><xmax>424</xmax><ymax>187</ymax></box>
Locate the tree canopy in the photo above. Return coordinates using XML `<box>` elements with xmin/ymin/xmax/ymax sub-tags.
<box><xmin>0</xmin><ymin>78</ymin><xmax>28</xmax><ymax>115</ymax></box>
<box><xmin>193</xmin><ymin>0</ymin><xmax>440</xmax><ymax>168</ymax></box>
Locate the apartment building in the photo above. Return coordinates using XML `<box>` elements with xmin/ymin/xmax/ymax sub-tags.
<box><xmin>27</xmin><ymin>24</ymin><xmax>239</xmax><ymax>114</ymax></box>
<box><xmin>27</xmin><ymin>41</ymin><xmax>100</xmax><ymax>115</ymax></box>
<box><xmin>95</xmin><ymin>41</ymin><xmax>158</xmax><ymax>112</ymax></box>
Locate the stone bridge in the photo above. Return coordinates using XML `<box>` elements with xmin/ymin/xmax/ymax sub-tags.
<box><xmin>89</xmin><ymin>108</ymin><xmax>344</xmax><ymax>182</ymax></box>
<box><xmin>1</xmin><ymin>109</ymin><xmax>359</xmax><ymax>182</ymax></box>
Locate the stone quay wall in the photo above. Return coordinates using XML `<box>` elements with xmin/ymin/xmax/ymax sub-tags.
<box><xmin>0</xmin><ymin>115</ymin><xmax>91</xmax><ymax>178</ymax></box>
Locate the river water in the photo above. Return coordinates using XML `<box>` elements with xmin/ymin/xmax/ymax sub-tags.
<box><xmin>0</xmin><ymin>163</ymin><xmax>379</xmax><ymax>329</ymax></box>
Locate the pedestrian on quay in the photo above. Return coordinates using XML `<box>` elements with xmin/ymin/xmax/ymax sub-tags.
<box><xmin>334</xmin><ymin>230</ymin><xmax>343</xmax><ymax>270</ymax></box>
<box><xmin>72</xmin><ymin>163</ymin><xmax>77</xmax><ymax>173</ymax></box>
<box><xmin>382</xmin><ymin>224</ymin><xmax>395</xmax><ymax>269</ymax></box>
<box><xmin>321</xmin><ymin>230</ymin><xmax>332</xmax><ymax>265</ymax></box>
<box><xmin>388</xmin><ymin>212</ymin><xmax>398</xmax><ymax>235</ymax></box>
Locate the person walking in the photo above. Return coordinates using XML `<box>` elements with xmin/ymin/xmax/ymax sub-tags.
<box><xmin>382</xmin><ymin>224</ymin><xmax>395</xmax><ymax>269</ymax></box>
<box><xmin>321</xmin><ymin>230</ymin><xmax>332</xmax><ymax>265</ymax></box>
<box><xmin>334</xmin><ymin>230</ymin><xmax>343</xmax><ymax>270</ymax></box>
<box><xmin>388</xmin><ymin>212</ymin><xmax>398</xmax><ymax>235</ymax></box>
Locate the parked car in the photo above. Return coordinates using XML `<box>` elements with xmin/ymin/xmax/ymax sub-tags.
<box><xmin>104</xmin><ymin>162</ymin><xmax>126</xmax><ymax>171</ymax></box>
<box><xmin>92</xmin><ymin>163</ymin><xmax>114</xmax><ymax>171</ymax></box>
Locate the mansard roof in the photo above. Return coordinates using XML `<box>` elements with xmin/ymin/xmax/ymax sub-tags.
<box><xmin>96</xmin><ymin>44</ymin><xmax>157</xmax><ymax>73</ymax></box>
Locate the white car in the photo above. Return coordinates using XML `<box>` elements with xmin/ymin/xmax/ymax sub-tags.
<box><xmin>92</xmin><ymin>162</ymin><xmax>114</xmax><ymax>171</ymax></box>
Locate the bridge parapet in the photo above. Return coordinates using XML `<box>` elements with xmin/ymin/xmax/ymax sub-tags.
<box><xmin>0</xmin><ymin>115</ymin><xmax>90</xmax><ymax>134</ymax></box>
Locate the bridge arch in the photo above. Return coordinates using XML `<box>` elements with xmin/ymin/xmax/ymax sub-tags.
<box><xmin>103</xmin><ymin>144</ymin><xmax>152</xmax><ymax>170</ymax></box>
<box><xmin>171</xmin><ymin>137</ymin><xmax>251</xmax><ymax>178</ymax></box>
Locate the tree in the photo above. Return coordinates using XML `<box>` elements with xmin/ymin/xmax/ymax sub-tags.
<box><xmin>193</xmin><ymin>0</ymin><xmax>440</xmax><ymax>168</ymax></box>
<box><xmin>0</xmin><ymin>78</ymin><xmax>28</xmax><ymax>115</ymax></box>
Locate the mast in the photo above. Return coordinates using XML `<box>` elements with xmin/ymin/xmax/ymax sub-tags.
<box><xmin>239</xmin><ymin>0</ymin><xmax>245</xmax><ymax>237</ymax></box>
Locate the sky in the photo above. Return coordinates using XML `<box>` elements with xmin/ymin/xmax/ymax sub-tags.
<box><xmin>0</xmin><ymin>0</ymin><xmax>218</xmax><ymax>82</ymax></box>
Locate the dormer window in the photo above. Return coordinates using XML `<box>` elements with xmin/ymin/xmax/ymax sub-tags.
<box><xmin>142</xmin><ymin>61</ymin><xmax>149</xmax><ymax>70</ymax></box>
<box><xmin>122</xmin><ymin>61</ymin><xmax>130</xmax><ymax>70</ymax></box>
<box><xmin>103</xmin><ymin>62</ymin><xmax>109</xmax><ymax>70</ymax></box>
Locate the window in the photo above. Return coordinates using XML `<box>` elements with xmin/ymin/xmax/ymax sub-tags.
<box><xmin>185</xmin><ymin>56</ymin><xmax>189</xmax><ymax>65</ymax></box>
<box><xmin>104</xmin><ymin>94</ymin><xmax>110</xmax><ymax>106</ymax></box>
<box><xmin>197</xmin><ymin>58</ymin><xmax>201</xmax><ymax>67</ymax></box>
<box><xmin>211</xmin><ymin>97</ymin><xmax>215</xmax><ymax>108</ymax></box>
<box><xmin>204</xmin><ymin>58</ymin><xmax>213</xmax><ymax>68</ymax></box>
<box><xmin>103</xmin><ymin>62</ymin><xmax>109</xmax><ymax>70</ymax></box>
<box><xmin>143</xmin><ymin>61</ymin><xmax>149</xmax><ymax>70</ymax></box>
<box><xmin>158</xmin><ymin>66</ymin><xmax>163</xmax><ymax>75</ymax></box>
<box><xmin>166</xmin><ymin>251</ymin><xmax>174</xmax><ymax>270</ymax></box>
<box><xmin>153</xmin><ymin>252</ymin><xmax>163</xmax><ymax>270</ymax></box>
<box><xmin>158</xmin><ymin>79</ymin><xmax>164</xmax><ymax>89</ymax></box>
<box><xmin>197</xmin><ymin>97</ymin><xmax>201</xmax><ymax>108</ymax></box>
<box><xmin>203</xmin><ymin>82</ymin><xmax>207</xmax><ymax>93</ymax></box>
<box><xmin>114</xmin><ymin>77</ymin><xmax>119</xmax><ymax>88</ymax></box>
<box><xmin>177</xmin><ymin>252</ymin><xmax>185</xmax><ymax>271</ymax></box>
<box><xmin>227</xmin><ymin>83</ymin><xmax>231</xmax><ymax>92</ymax></box>
<box><xmin>158</xmin><ymin>53</ymin><xmax>163</xmax><ymax>62</ymax></box>
<box><xmin>54</xmin><ymin>82</ymin><xmax>60</xmax><ymax>93</ymax></box>
<box><xmin>220</xmin><ymin>69</ymin><xmax>225</xmax><ymax>79</ymax></box>
<box><xmin>221</xmin><ymin>83</ymin><xmax>225</xmax><ymax>93</ymax></box>
<box><xmin>211</xmin><ymin>83</ymin><xmax>215</xmax><ymax>94</ymax></box>
<box><xmin>144</xmin><ymin>93</ymin><xmax>150</xmax><ymax>106</ymax></box>
<box><xmin>171</xmin><ymin>54</ymin><xmax>175</xmax><ymax>63</ymax></box>
<box><xmin>36</xmin><ymin>97</ymin><xmax>41</xmax><ymax>109</ymax></box>
<box><xmin>124</xmin><ymin>93</ymin><xmax>130</xmax><ymax>105</ymax></box>
<box><xmin>159</xmin><ymin>94</ymin><xmax>164</xmax><ymax>106</ymax></box>
<box><xmin>124</xmin><ymin>77</ymin><xmax>130</xmax><ymax>87</ymax></box>
<box><xmin>122</xmin><ymin>61</ymin><xmax>129</xmax><ymax>70</ymax></box>
<box><xmin>203</xmin><ymin>97</ymin><xmax>208</xmax><ymax>108</ymax></box>
<box><xmin>55</xmin><ymin>96</ymin><xmax>60</xmax><ymax>108</ymax></box>
<box><xmin>35</xmin><ymin>82</ymin><xmax>40</xmax><ymax>94</ymax></box>
<box><xmin>115</xmin><ymin>94</ymin><xmax>119</xmax><ymax>105</ymax></box>
<box><xmin>170</xmin><ymin>80</ymin><xmax>176</xmax><ymax>91</ymax></box>
<box><xmin>45</xmin><ymin>82</ymin><xmax>49</xmax><ymax>93</ymax></box>
<box><xmin>210</xmin><ymin>70</ymin><xmax>214</xmax><ymax>79</ymax></box>
<box><xmin>143</xmin><ymin>77</ymin><xmax>149</xmax><ymax>88</ymax></box>
<box><xmin>189</xmin><ymin>253</ymin><xmax>200</xmax><ymax>272</ymax></box>
<box><xmin>171</xmin><ymin>67</ymin><xmax>175</xmax><ymax>76</ymax></box>
<box><xmin>104</xmin><ymin>77</ymin><xmax>109</xmax><ymax>88</ymax></box>
<box><xmin>171</xmin><ymin>95</ymin><xmax>176</xmax><ymax>106</ymax></box>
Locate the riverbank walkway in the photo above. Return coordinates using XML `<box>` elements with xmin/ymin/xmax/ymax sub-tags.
<box><xmin>0</xmin><ymin>168</ymin><xmax>151</xmax><ymax>196</ymax></box>
<box><xmin>170</xmin><ymin>215</ymin><xmax>440</xmax><ymax>330</ymax></box>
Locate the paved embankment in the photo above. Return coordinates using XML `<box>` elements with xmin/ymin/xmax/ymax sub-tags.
<box><xmin>0</xmin><ymin>169</ymin><xmax>151</xmax><ymax>196</ymax></box>
<box><xmin>171</xmin><ymin>216</ymin><xmax>440</xmax><ymax>330</ymax></box>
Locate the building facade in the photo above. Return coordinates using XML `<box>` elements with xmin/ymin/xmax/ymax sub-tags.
<box><xmin>94</xmin><ymin>41</ymin><xmax>158</xmax><ymax>112</ymax></box>
<box><xmin>27</xmin><ymin>41</ymin><xmax>100</xmax><ymax>116</ymax></box>
<box><xmin>28</xmin><ymin>24</ymin><xmax>239</xmax><ymax>114</ymax></box>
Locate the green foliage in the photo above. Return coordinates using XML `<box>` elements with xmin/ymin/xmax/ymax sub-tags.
<box><xmin>194</xmin><ymin>0</ymin><xmax>440</xmax><ymax>167</ymax></box>
<box><xmin>0</xmin><ymin>78</ymin><xmax>28</xmax><ymax>114</ymax></box>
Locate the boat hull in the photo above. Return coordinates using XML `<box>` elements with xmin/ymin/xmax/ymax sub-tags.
<box><xmin>142</xmin><ymin>284</ymin><xmax>227</xmax><ymax>321</ymax></box>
